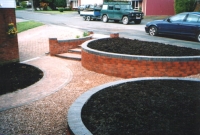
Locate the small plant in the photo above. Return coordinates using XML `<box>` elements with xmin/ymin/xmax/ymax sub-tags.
<box><xmin>7</xmin><ymin>23</ymin><xmax>17</xmax><ymax>37</ymax></box>
<box><xmin>83</xmin><ymin>31</ymin><xmax>89</xmax><ymax>37</ymax></box>
<box><xmin>58</xmin><ymin>8</ymin><xmax>64</xmax><ymax>12</ymax></box>
<box><xmin>76</xmin><ymin>35</ymin><xmax>80</xmax><ymax>38</ymax></box>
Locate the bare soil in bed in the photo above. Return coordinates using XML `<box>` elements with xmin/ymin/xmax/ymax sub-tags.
<box><xmin>82</xmin><ymin>80</ymin><xmax>200</xmax><ymax>135</ymax></box>
<box><xmin>87</xmin><ymin>38</ymin><xmax>200</xmax><ymax>56</ymax></box>
<box><xmin>0</xmin><ymin>62</ymin><xmax>43</xmax><ymax>95</ymax></box>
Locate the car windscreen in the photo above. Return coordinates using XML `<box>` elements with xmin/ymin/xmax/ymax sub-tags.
<box><xmin>121</xmin><ymin>5</ymin><xmax>133</xmax><ymax>10</ymax></box>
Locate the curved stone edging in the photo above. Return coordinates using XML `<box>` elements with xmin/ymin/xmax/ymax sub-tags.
<box><xmin>81</xmin><ymin>39</ymin><xmax>200</xmax><ymax>78</ymax></box>
<box><xmin>0</xmin><ymin>56</ymin><xmax>73</xmax><ymax>112</ymax></box>
<box><xmin>67</xmin><ymin>77</ymin><xmax>200</xmax><ymax>135</ymax></box>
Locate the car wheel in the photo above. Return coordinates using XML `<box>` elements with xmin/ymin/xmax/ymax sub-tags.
<box><xmin>149</xmin><ymin>26</ymin><xmax>158</xmax><ymax>36</ymax></box>
<box><xmin>122</xmin><ymin>16</ymin><xmax>129</xmax><ymax>25</ymax></box>
<box><xmin>134</xmin><ymin>20</ymin><xmax>141</xmax><ymax>24</ymax></box>
<box><xmin>196</xmin><ymin>32</ymin><xmax>200</xmax><ymax>42</ymax></box>
<box><xmin>86</xmin><ymin>16</ymin><xmax>91</xmax><ymax>21</ymax></box>
<box><xmin>102</xmin><ymin>15</ymin><xmax>108</xmax><ymax>23</ymax></box>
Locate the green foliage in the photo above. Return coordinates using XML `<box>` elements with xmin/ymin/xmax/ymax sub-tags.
<box><xmin>20</xmin><ymin>1</ymin><xmax>28</xmax><ymax>8</ymax></box>
<box><xmin>54</xmin><ymin>0</ymin><xmax>66</xmax><ymax>7</ymax></box>
<box><xmin>15</xmin><ymin>6</ymin><xmax>25</xmax><ymax>10</ymax></box>
<box><xmin>58</xmin><ymin>8</ymin><xmax>64</xmax><ymax>12</ymax></box>
<box><xmin>175</xmin><ymin>0</ymin><xmax>196</xmax><ymax>14</ymax></box>
<box><xmin>16</xmin><ymin>21</ymin><xmax>44</xmax><ymax>33</ymax></box>
<box><xmin>40</xmin><ymin>0</ymin><xmax>53</xmax><ymax>3</ymax></box>
<box><xmin>76</xmin><ymin>35</ymin><xmax>80</xmax><ymax>38</ymax></box>
<box><xmin>83</xmin><ymin>31</ymin><xmax>89</xmax><ymax>37</ymax></box>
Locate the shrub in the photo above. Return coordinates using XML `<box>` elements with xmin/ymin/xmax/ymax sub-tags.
<box><xmin>58</xmin><ymin>8</ymin><xmax>64</xmax><ymax>12</ymax></box>
<box><xmin>54</xmin><ymin>0</ymin><xmax>66</xmax><ymax>7</ymax></box>
<box><xmin>20</xmin><ymin>1</ymin><xmax>27</xmax><ymax>8</ymax></box>
<box><xmin>175</xmin><ymin>0</ymin><xmax>196</xmax><ymax>14</ymax></box>
<box><xmin>40</xmin><ymin>2</ymin><xmax>49</xmax><ymax>10</ymax></box>
<box><xmin>83</xmin><ymin>31</ymin><xmax>89</xmax><ymax>37</ymax></box>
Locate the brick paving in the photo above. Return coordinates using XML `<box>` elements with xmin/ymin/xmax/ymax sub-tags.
<box><xmin>0</xmin><ymin>23</ymin><xmax>83</xmax><ymax>111</ymax></box>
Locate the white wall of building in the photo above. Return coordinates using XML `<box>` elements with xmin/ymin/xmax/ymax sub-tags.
<box><xmin>81</xmin><ymin>0</ymin><xmax>103</xmax><ymax>5</ymax></box>
<box><xmin>0</xmin><ymin>0</ymin><xmax>16</xmax><ymax>8</ymax></box>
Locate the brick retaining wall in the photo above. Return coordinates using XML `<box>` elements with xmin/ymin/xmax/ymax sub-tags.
<box><xmin>0</xmin><ymin>8</ymin><xmax>19</xmax><ymax>65</ymax></box>
<box><xmin>81</xmin><ymin>39</ymin><xmax>200</xmax><ymax>78</ymax></box>
<box><xmin>49</xmin><ymin>36</ymin><xmax>92</xmax><ymax>56</ymax></box>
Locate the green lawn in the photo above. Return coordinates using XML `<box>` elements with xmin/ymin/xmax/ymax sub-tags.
<box><xmin>16</xmin><ymin>21</ymin><xmax>44</xmax><ymax>33</ymax></box>
<box><xmin>35</xmin><ymin>10</ymin><xmax>76</xmax><ymax>14</ymax></box>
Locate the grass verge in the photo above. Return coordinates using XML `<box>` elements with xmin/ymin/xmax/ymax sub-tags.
<box><xmin>35</xmin><ymin>10</ymin><xmax>76</xmax><ymax>14</ymax></box>
<box><xmin>17</xmin><ymin>21</ymin><xmax>44</xmax><ymax>33</ymax></box>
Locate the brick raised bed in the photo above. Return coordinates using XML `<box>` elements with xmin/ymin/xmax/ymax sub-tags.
<box><xmin>81</xmin><ymin>39</ymin><xmax>200</xmax><ymax>78</ymax></box>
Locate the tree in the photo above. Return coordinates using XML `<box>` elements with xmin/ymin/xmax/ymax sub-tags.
<box><xmin>54</xmin><ymin>0</ymin><xmax>66</xmax><ymax>7</ymax></box>
<box><xmin>175</xmin><ymin>0</ymin><xmax>196</xmax><ymax>14</ymax></box>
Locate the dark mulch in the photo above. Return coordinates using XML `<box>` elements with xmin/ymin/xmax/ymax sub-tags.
<box><xmin>87</xmin><ymin>38</ymin><xmax>200</xmax><ymax>56</ymax></box>
<box><xmin>82</xmin><ymin>80</ymin><xmax>200</xmax><ymax>135</ymax></box>
<box><xmin>0</xmin><ymin>62</ymin><xmax>43</xmax><ymax>95</ymax></box>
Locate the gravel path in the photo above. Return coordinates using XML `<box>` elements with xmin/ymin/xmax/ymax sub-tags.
<box><xmin>0</xmin><ymin>59</ymin><xmax>121</xmax><ymax>135</ymax></box>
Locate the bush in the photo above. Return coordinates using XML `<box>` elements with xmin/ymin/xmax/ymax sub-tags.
<box><xmin>175</xmin><ymin>0</ymin><xmax>196</xmax><ymax>14</ymax></box>
<box><xmin>20</xmin><ymin>1</ymin><xmax>27</xmax><ymax>8</ymax></box>
<box><xmin>83</xmin><ymin>31</ymin><xmax>89</xmax><ymax>37</ymax></box>
<box><xmin>54</xmin><ymin>0</ymin><xmax>66</xmax><ymax>7</ymax></box>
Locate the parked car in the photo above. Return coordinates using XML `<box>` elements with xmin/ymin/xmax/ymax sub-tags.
<box><xmin>78</xmin><ymin>4</ymin><xmax>93</xmax><ymax>14</ymax></box>
<box><xmin>145</xmin><ymin>12</ymin><xmax>200</xmax><ymax>42</ymax></box>
<box><xmin>101</xmin><ymin>2</ymin><xmax>143</xmax><ymax>25</ymax></box>
<box><xmin>78</xmin><ymin>5</ymin><xmax>86</xmax><ymax>14</ymax></box>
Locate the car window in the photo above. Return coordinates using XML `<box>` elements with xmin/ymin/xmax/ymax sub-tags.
<box><xmin>115</xmin><ymin>5</ymin><xmax>120</xmax><ymax>10</ymax></box>
<box><xmin>121</xmin><ymin>5</ymin><xmax>133</xmax><ymax>10</ymax></box>
<box><xmin>102</xmin><ymin>5</ymin><xmax>108</xmax><ymax>10</ymax></box>
<box><xmin>108</xmin><ymin>5</ymin><xmax>113</xmax><ymax>10</ymax></box>
<box><xmin>186</xmin><ymin>14</ymin><xmax>199</xmax><ymax>23</ymax></box>
<box><xmin>170</xmin><ymin>13</ymin><xmax>187</xmax><ymax>22</ymax></box>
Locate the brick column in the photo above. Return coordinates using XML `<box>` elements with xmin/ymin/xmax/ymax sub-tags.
<box><xmin>0</xmin><ymin>8</ymin><xmax>19</xmax><ymax>65</ymax></box>
<box><xmin>110</xmin><ymin>33</ymin><xmax>119</xmax><ymax>38</ymax></box>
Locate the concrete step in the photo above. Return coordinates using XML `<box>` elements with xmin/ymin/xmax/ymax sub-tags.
<box><xmin>68</xmin><ymin>48</ymin><xmax>81</xmax><ymax>54</ymax></box>
<box><xmin>55</xmin><ymin>53</ymin><xmax>81</xmax><ymax>61</ymax></box>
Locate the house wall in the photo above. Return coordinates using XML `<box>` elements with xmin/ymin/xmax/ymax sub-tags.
<box><xmin>81</xmin><ymin>0</ymin><xmax>103</xmax><ymax>5</ymax></box>
<box><xmin>0</xmin><ymin>8</ymin><xmax>19</xmax><ymax>65</ymax></box>
<box><xmin>145</xmin><ymin>0</ymin><xmax>175</xmax><ymax>15</ymax></box>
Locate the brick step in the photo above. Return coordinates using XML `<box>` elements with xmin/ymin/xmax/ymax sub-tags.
<box><xmin>68</xmin><ymin>48</ymin><xmax>81</xmax><ymax>54</ymax></box>
<box><xmin>55</xmin><ymin>53</ymin><xmax>81</xmax><ymax>61</ymax></box>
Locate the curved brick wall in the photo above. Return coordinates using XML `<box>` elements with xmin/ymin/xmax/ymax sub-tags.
<box><xmin>81</xmin><ymin>39</ymin><xmax>200</xmax><ymax>78</ymax></box>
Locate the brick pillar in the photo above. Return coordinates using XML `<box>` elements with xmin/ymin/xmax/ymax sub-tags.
<box><xmin>88</xmin><ymin>31</ymin><xmax>94</xmax><ymax>35</ymax></box>
<box><xmin>0</xmin><ymin>8</ymin><xmax>19</xmax><ymax>65</ymax></box>
<box><xmin>49</xmin><ymin>38</ymin><xmax>58</xmax><ymax>56</ymax></box>
<box><xmin>110</xmin><ymin>33</ymin><xmax>119</xmax><ymax>38</ymax></box>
